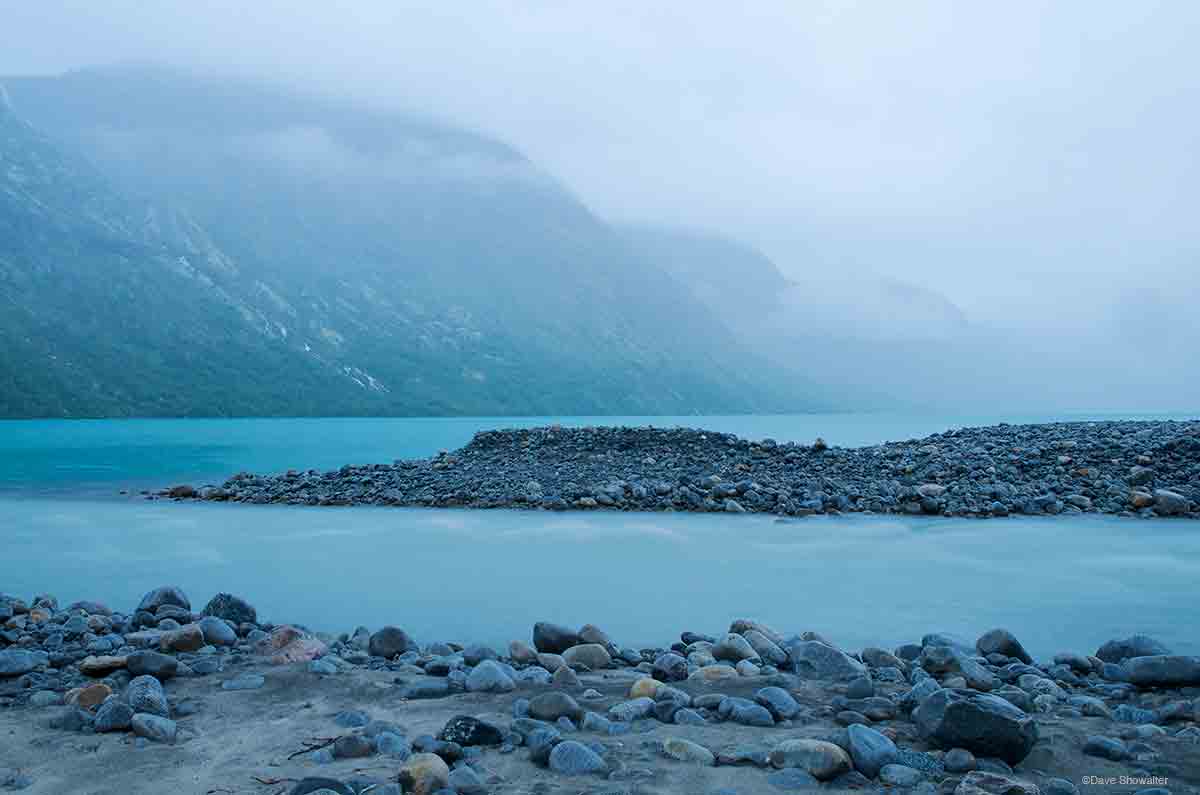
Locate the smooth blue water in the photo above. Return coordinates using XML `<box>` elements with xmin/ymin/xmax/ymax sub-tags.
<box><xmin>1</xmin><ymin>498</ymin><xmax>1197</xmax><ymax>658</ymax></box>
<box><xmin>1</xmin><ymin>411</ymin><xmax>1195</xmax><ymax>494</ymax></box>
<box><xmin>1</xmin><ymin>413</ymin><xmax>1197</xmax><ymax>659</ymax></box>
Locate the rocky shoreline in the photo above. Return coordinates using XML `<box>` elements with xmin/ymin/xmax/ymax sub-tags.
<box><xmin>2</xmin><ymin>588</ymin><xmax>1199</xmax><ymax>794</ymax></box>
<box><xmin>172</xmin><ymin>420</ymin><xmax>1200</xmax><ymax>519</ymax></box>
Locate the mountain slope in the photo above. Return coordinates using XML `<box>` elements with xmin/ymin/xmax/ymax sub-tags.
<box><xmin>1</xmin><ymin>68</ymin><xmax>812</xmax><ymax>418</ymax></box>
<box><xmin>0</xmin><ymin>96</ymin><xmax>376</xmax><ymax>417</ymax></box>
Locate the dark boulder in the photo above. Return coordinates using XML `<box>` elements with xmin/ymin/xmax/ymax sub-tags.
<box><xmin>913</xmin><ymin>689</ymin><xmax>1038</xmax><ymax>765</ymax></box>
<box><xmin>368</xmin><ymin>626</ymin><xmax>417</xmax><ymax>659</ymax></box>
<box><xmin>976</xmin><ymin>629</ymin><xmax>1032</xmax><ymax>664</ymax></box>
<box><xmin>202</xmin><ymin>593</ymin><xmax>257</xmax><ymax>625</ymax></box>
<box><xmin>136</xmin><ymin>586</ymin><xmax>190</xmax><ymax>614</ymax></box>
<box><xmin>438</xmin><ymin>715</ymin><xmax>505</xmax><ymax>746</ymax></box>
<box><xmin>1124</xmin><ymin>655</ymin><xmax>1200</xmax><ymax>687</ymax></box>
<box><xmin>1096</xmin><ymin>635</ymin><xmax>1171</xmax><ymax>663</ymax></box>
<box><xmin>533</xmin><ymin>622</ymin><xmax>580</xmax><ymax>654</ymax></box>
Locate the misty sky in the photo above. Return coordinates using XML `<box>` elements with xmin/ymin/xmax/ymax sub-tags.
<box><xmin>4</xmin><ymin>1</ymin><xmax>1199</xmax><ymax>329</ymax></box>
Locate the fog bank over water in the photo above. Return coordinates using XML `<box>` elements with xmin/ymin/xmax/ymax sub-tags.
<box><xmin>4</xmin><ymin>2</ymin><xmax>1198</xmax><ymax>410</ymax></box>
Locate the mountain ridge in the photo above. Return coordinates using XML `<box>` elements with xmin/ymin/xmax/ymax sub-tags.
<box><xmin>1</xmin><ymin>67</ymin><xmax>823</xmax><ymax>418</ymax></box>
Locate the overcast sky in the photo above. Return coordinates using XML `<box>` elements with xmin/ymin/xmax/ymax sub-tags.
<box><xmin>4</xmin><ymin>1</ymin><xmax>1199</xmax><ymax>326</ymax></box>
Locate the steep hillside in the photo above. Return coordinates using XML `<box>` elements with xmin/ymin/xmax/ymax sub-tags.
<box><xmin>0</xmin><ymin>68</ymin><xmax>811</xmax><ymax>417</ymax></box>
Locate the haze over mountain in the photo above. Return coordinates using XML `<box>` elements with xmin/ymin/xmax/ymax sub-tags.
<box><xmin>2</xmin><ymin>0</ymin><xmax>1198</xmax><ymax>417</ymax></box>
<box><xmin>0</xmin><ymin>67</ymin><xmax>827</xmax><ymax>418</ymax></box>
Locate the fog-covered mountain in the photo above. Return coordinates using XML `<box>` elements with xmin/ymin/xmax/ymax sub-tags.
<box><xmin>0</xmin><ymin>67</ymin><xmax>820</xmax><ymax>418</ymax></box>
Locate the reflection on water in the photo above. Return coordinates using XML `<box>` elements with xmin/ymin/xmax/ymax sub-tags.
<box><xmin>2</xmin><ymin>498</ymin><xmax>1196</xmax><ymax>658</ymax></box>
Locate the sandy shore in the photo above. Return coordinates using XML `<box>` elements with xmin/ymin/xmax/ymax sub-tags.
<box><xmin>2</xmin><ymin>588</ymin><xmax>1199</xmax><ymax>795</ymax></box>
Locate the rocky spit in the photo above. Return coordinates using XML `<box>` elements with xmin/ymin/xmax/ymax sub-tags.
<box><xmin>173</xmin><ymin>420</ymin><xmax>1200</xmax><ymax>519</ymax></box>
<box><xmin>2</xmin><ymin>589</ymin><xmax>1199</xmax><ymax>794</ymax></box>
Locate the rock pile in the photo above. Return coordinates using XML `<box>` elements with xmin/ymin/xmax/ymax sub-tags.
<box><xmin>173</xmin><ymin>420</ymin><xmax>1200</xmax><ymax>518</ymax></box>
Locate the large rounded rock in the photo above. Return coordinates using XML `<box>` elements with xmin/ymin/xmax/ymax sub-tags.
<box><xmin>1153</xmin><ymin>489</ymin><xmax>1190</xmax><ymax>515</ymax></box>
<box><xmin>1096</xmin><ymin>635</ymin><xmax>1171</xmax><ymax>663</ymax></box>
<box><xmin>533</xmin><ymin>622</ymin><xmax>579</xmax><ymax>654</ymax></box>
<box><xmin>768</xmin><ymin>739</ymin><xmax>852</xmax><ymax>780</ymax></box>
<box><xmin>652</xmin><ymin>652</ymin><xmax>688</xmax><ymax>682</ymax></box>
<box><xmin>578</xmin><ymin>623</ymin><xmax>614</xmax><ymax>649</ymax></box>
<box><xmin>201</xmin><ymin>593</ymin><xmax>257</xmax><ymax>625</ymax></box>
<box><xmin>661</xmin><ymin>737</ymin><xmax>715</xmax><ymax>765</ymax></box>
<box><xmin>368</xmin><ymin>626</ymin><xmax>417</xmax><ymax>659</ymax></box>
<box><xmin>548</xmin><ymin>740</ymin><xmax>607</xmax><ymax>775</ymax></box>
<box><xmin>562</xmin><ymin>643</ymin><xmax>611</xmax><ymax>670</ymax></box>
<box><xmin>847</xmin><ymin>723</ymin><xmax>900</xmax><ymax>778</ymax></box>
<box><xmin>976</xmin><ymin>629</ymin><xmax>1032</xmax><ymax>664</ymax></box>
<box><xmin>160</xmin><ymin>624</ymin><xmax>205</xmax><ymax>653</ymax></box>
<box><xmin>398</xmin><ymin>753</ymin><xmax>450</xmax><ymax>795</ymax></box>
<box><xmin>1124</xmin><ymin>655</ymin><xmax>1200</xmax><ymax>687</ymax></box>
<box><xmin>786</xmin><ymin>640</ymin><xmax>866</xmax><ymax>680</ymax></box>
<box><xmin>198</xmin><ymin>616</ymin><xmax>237</xmax><ymax>646</ymax></box>
<box><xmin>126</xmin><ymin>675</ymin><xmax>169</xmax><ymax>718</ymax></box>
<box><xmin>754</xmin><ymin>687</ymin><xmax>800</xmax><ymax>720</ymax></box>
<box><xmin>137</xmin><ymin>586</ymin><xmax>190</xmax><ymax>614</ymax></box>
<box><xmin>719</xmin><ymin>697</ymin><xmax>775</xmax><ymax>727</ymax></box>
<box><xmin>913</xmin><ymin>689</ymin><xmax>1038</xmax><ymax>765</ymax></box>
<box><xmin>465</xmin><ymin>660</ymin><xmax>515</xmax><ymax>693</ymax></box>
<box><xmin>712</xmin><ymin>633</ymin><xmax>759</xmax><ymax>663</ymax></box>
<box><xmin>528</xmin><ymin>691</ymin><xmax>583</xmax><ymax>723</ymax></box>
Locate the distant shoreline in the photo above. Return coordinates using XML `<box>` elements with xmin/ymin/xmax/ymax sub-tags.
<box><xmin>167</xmin><ymin>419</ymin><xmax>1198</xmax><ymax>519</ymax></box>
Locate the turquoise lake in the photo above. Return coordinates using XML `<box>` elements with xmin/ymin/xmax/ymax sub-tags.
<box><xmin>1</xmin><ymin>412</ymin><xmax>1197</xmax><ymax>658</ymax></box>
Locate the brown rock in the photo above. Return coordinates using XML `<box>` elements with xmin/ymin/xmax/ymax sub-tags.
<box><xmin>1131</xmin><ymin>490</ymin><xmax>1155</xmax><ymax>509</ymax></box>
<box><xmin>398</xmin><ymin>752</ymin><xmax>450</xmax><ymax>795</ymax></box>
<box><xmin>79</xmin><ymin>655</ymin><xmax>127</xmax><ymax>677</ymax></box>
<box><xmin>160</xmin><ymin>624</ymin><xmax>205</xmax><ymax>653</ymax></box>
<box><xmin>67</xmin><ymin>683</ymin><xmax>113</xmax><ymax>710</ymax></box>
<box><xmin>254</xmin><ymin>625</ymin><xmax>327</xmax><ymax>664</ymax></box>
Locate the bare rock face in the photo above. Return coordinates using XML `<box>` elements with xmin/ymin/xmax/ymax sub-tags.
<box><xmin>255</xmin><ymin>625</ymin><xmax>327</xmax><ymax>665</ymax></box>
<box><xmin>913</xmin><ymin>689</ymin><xmax>1038</xmax><ymax>765</ymax></box>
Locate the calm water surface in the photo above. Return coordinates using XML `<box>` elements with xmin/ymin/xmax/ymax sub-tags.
<box><xmin>1</xmin><ymin>413</ymin><xmax>1196</xmax><ymax>658</ymax></box>
<box><xmin>1</xmin><ymin>499</ymin><xmax>1196</xmax><ymax>658</ymax></box>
